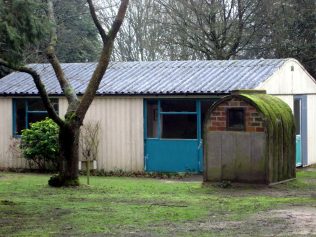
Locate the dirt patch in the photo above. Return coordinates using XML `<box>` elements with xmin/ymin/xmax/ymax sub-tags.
<box><xmin>132</xmin><ymin>206</ymin><xmax>316</xmax><ymax>237</ymax></box>
<box><xmin>204</xmin><ymin>206</ymin><xmax>316</xmax><ymax>236</ymax></box>
<box><xmin>226</xmin><ymin>206</ymin><xmax>316</xmax><ymax>236</ymax></box>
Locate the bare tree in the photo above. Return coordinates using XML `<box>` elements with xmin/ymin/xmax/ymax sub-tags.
<box><xmin>246</xmin><ymin>0</ymin><xmax>316</xmax><ymax>78</ymax></box>
<box><xmin>158</xmin><ymin>0</ymin><xmax>262</xmax><ymax>60</ymax></box>
<box><xmin>101</xmin><ymin>0</ymin><xmax>164</xmax><ymax>61</ymax></box>
<box><xmin>80</xmin><ymin>121</ymin><xmax>100</xmax><ymax>185</ymax></box>
<box><xmin>0</xmin><ymin>0</ymin><xmax>129</xmax><ymax>186</ymax></box>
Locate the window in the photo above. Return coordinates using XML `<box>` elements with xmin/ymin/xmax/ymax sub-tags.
<box><xmin>161</xmin><ymin>114</ymin><xmax>197</xmax><ymax>139</ymax></box>
<box><xmin>146</xmin><ymin>99</ymin><xmax>198</xmax><ymax>139</ymax></box>
<box><xmin>160</xmin><ymin>100</ymin><xmax>196</xmax><ymax>112</ymax></box>
<box><xmin>13</xmin><ymin>98</ymin><xmax>58</xmax><ymax>136</ymax></box>
<box><xmin>227</xmin><ymin>108</ymin><xmax>245</xmax><ymax>131</ymax></box>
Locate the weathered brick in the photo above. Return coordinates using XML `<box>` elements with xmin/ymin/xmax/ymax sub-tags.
<box><xmin>247</xmin><ymin>127</ymin><xmax>256</xmax><ymax>132</ymax></box>
<box><xmin>230</xmin><ymin>101</ymin><xmax>239</xmax><ymax>106</ymax></box>
<box><xmin>216</xmin><ymin>116</ymin><xmax>226</xmax><ymax>121</ymax></box>
<box><xmin>254</xmin><ymin>117</ymin><xmax>262</xmax><ymax>122</ymax></box>
<box><xmin>213</xmin><ymin>121</ymin><xmax>225</xmax><ymax>127</ymax></box>
<box><xmin>256</xmin><ymin>127</ymin><xmax>265</xmax><ymax>132</ymax></box>
<box><xmin>210</xmin><ymin>115</ymin><xmax>217</xmax><ymax>120</ymax></box>
<box><xmin>217</xmin><ymin>127</ymin><xmax>226</xmax><ymax>131</ymax></box>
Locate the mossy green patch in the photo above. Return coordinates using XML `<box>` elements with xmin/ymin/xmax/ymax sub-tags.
<box><xmin>240</xmin><ymin>93</ymin><xmax>296</xmax><ymax>183</ymax></box>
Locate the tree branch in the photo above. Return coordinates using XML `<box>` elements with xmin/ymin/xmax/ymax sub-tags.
<box><xmin>108</xmin><ymin>0</ymin><xmax>129</xmax><ymax>40</ymax></box>
<box><xmin>46</xmin><ymin>0</ymin><xmax>79</xmax><ymax>110</ymax></box>
<box><xmin>76</xmin><ymin>0</ymin><xmax>129</xmax><ymax>122</ymax></box>
<box><xmin>86</xmin><ymin>0</ymin><xmax>108</xmax><ymax>43</ymax></box>
<box><xmin>0</xmin><ymin>59</ymin><xmax>64</xmax><ymax>127</ymax></box>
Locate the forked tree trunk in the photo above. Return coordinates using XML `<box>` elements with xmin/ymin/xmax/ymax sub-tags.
<box><xmin>49</xmin><ymin>122</ymin><xmax>81</xmax><ymax>186</ymax></box>
<box><xmin>0</xmin><ymin>0</ymin><xmax>129</xmax><ymax>187</ymax></box>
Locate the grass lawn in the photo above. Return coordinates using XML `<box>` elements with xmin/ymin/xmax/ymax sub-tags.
<box><xmin>0</xmin><ymin>170</ymin><xmax>316</xmax><ymax>237</ymax></box>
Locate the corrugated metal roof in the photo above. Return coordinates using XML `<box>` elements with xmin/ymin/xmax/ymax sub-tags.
<box><xmin>0</xmin><ymin>59</ymin><xmax>287</xmax><ymax>95</ymax></box>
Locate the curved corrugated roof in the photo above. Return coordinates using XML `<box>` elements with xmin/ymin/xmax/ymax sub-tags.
<box><xmin>0</xmin><ymin>59</ymin><xmax>288</xmax><ymax>95</ymax></box>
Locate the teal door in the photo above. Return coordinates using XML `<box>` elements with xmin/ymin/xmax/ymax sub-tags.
<box><xmin>296</xmin><ymin>135</ymin><xmax>301</xmax><ymax>166</ymax></box>
<box><xmin>145</xmin><ymin>139</ymin><xmax>201</xmax><ymax>172</ymax></box>
<box><xmin>144</xmin><ymin>99</ymin><xmax>216</xmax><ymax>173</ymax></box>
<box><xmin>294</xmin><ymin>96</ymin><xmax>307</xmax><ymax>167</ymax></box>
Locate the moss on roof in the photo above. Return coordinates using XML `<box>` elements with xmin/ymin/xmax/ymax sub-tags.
<box><xmin>241</xmin><ymin>93</ymin><xmax>294</xmax><ymax>132</ymax></box>
<box><xmin>240</xmin><ymin>93</ymin><xmax>296</xmax><ymax>182</ymax></box>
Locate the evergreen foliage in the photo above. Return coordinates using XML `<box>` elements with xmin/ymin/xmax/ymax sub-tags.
<box><xmin>53</xmin><ymin>0</ymin><xmax>101</xmax><ymax>63</ymax></box>
<box><xmin>21</xmin><ymin>118</ymin><xmax>59</xmax><ymax>171</ymax></box>
<box><xmin>0</xmin><ymin>0</ymin><xmax>48</xmax><ymax>65</ymax></box>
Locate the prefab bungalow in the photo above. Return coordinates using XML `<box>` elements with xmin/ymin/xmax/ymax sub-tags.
<box><xmin>0</xmin><ymin>59</ymin><xmax>315</xmax><ymax>172</ymax></box>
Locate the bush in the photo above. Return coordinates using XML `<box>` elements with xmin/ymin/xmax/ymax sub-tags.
<box><xmin>21</xmin><ymin>118</ymin><xmax>59</xmax><ymax>171</ymax></box>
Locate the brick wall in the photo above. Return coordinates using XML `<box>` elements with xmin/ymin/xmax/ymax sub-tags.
<box><xmin>208</xmin><ymin>98</ymin><xmax>265</xmax><ymax>132</ymax></box>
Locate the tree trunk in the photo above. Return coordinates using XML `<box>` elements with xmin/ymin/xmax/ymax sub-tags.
<box><xmin>49</xmin><ymin>123</ymin><xmax>81</xmax><ymax>187</ymax></box>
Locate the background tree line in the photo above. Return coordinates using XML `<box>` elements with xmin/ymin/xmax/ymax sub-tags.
<box><xmin>113</xmin><ymin>0</ymin><xmax>315</xmax><ymax>78</ymax></box>
<box><xmin>1</xmin><ymin>0</ymin><xmax>315</xmax><ymax>78</ymax></box>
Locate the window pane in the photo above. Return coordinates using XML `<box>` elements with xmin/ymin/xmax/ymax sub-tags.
<box><xmin>161</xmin><ymin>114</ymin><xmax>197</xmax><ymax>139</ymax></box>
<box><xmin>27</xmin><ymin>99</ymin><xmax>46</xmax><ymax>111</ymax></box>
<box><xmin>27</xmin><ymin>98</ymin><xmax>58</xmax><ymax>112</ymax></box>
<box><xmin>14</xmin><ymin>98</ymin><xmax>58</xmax><ymax>136</ymax></box>
<box><xmin>28</xmin><ymin>113</ymin><xmax>48</xmax><ymax>127</ymax></box>
<box><xmin>147</xmin><ymin>100</ymin><xmax>158</xmax><ymax>138</ymax></box>
<box><xmin>15</xmin><ymin>100</ymin><xmax>26</xmax><ymax>135</ymax></box>
<box><xmin>228</xmin><ymin>108</ymin><xmax>245</xmax><ymax>130</ymax></box>
<box><xmin>161</xmin><ymin>100</ymin><xmax>196</xmax><ymax>112</ymax></box>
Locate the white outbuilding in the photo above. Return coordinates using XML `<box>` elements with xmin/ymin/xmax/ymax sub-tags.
<box><xmin>0</xmin><ymin>58</ymin><xmax>315</xmax><ymax>172</ymax></box>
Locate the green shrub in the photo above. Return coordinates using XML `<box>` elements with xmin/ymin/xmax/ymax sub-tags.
<box><xmin>21</xmin><ymin>118</ymin><xmax>59</xmax><ymax>171</ymax></box>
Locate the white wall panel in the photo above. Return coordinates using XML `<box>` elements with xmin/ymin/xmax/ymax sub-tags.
<box><xmin>307</xmin><ymin>95</ymin><xmax>316</xmax><ymax>165</ymax></box>
<box><xmin>60</xmin><ymin>97</ymin><xmax>144</xmax><ymax>171</ymax></box>
<box><xmin>257</xmin><ymin>60</ymin><xmax>316</xmax><ymax>95</ymax></box>
<box><xmin>0</xmin><ymin>98</ymin><xmax>27</xmax><ymax>169</ymax></box>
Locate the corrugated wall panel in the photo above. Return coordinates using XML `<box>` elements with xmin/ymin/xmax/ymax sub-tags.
<box><xmin>58</xmin><ymin>97</ymin><xmax>144</xmax><ymax>171</ymax></box>
<box><xmin>307</xmin><ymin>95</ymin><xmax>316</xmax><ymax>165</ymax></box>
<box><xmin>0</xmin><ymin>97</ymin><xmax>27</xmax><ymax>169</ymax></box>
<box><xmin>79</xmin><ymin>97</ymin><xmax>144</xmax><ymax>171</ymax></box>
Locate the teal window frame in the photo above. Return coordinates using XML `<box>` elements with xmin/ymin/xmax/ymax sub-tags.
<box><xmin>145</xmin><ymin>99</ymin><xmax>200</xmax><ymax>140</ymax></box>
<box><xmin>12</xmin><ymin>98</ymin><xmax>58</xmax><ymax>136</ymax></box>
<box><xmin>144</xmin><ymin>98</ymin><xmax>219</xmax><ymax>140</ymax></box>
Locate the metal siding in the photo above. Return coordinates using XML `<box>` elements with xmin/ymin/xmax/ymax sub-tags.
<box><xmin>0</xmin><ymin>59</ymin><xmax>288</xmax><ymax>95</ymax></box>
<box><xmin>82</xmin><ymin>97</ymin><xmax>144</xmax><ymax>171</ymax></box>
<box><xmin>0</xmin><ymin>97</ymin><xmax>27</xmax><ymax>169</ymax></box>
<box><xmin>258</xmin><ymin>60</ymin><xmax>316</xmax><ymax>94</ymax></box>
<box><xmin>307</xmin><ymin>95</ymin><xmax>316</xmax><ymax>165</ymax></box>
